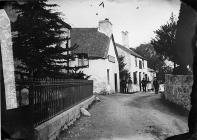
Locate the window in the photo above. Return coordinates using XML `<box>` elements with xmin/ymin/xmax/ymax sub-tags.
<box><xmin>139</xmin><ymin>60</ymin><xmax>142</xmax><ymax>69</ymax></box>
<box><xmin>142</xmin><ymin>60</ymin><xmax>144</xmax><ymax>68</ymax></box>
<box><xmin>78</xmin><ymin>58</ymin><xmax>84</xmax><ymax>66</ymax></box>
<box><xmin>107</xmin><ymin>69</ymin><xmax>110</xmax><ymax>84</ymax></box>
<box><xmin>133</xmin><ymin>72</ymin><xmax>137</xmax><ymax>84</ymax></box>
<box><xmin>145</xmin><ymin>74</ymin><xmax>149</xmax><ymax>82</ymax></box>
<box><xmin>78</xmin><ymin>53</ymin><xmax>89</xmax><ymax>67</ymax></box>
<box><xmin>135</xmin><ymin>57</ymin><xmax>137</xmax><ymax>67</ymax></box>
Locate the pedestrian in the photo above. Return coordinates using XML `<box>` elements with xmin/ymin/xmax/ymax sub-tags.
<box><xmin>127</xmin><ymin>77</ymin><xmax>133</xmax><ymax>93</ymax></box>
<box><xmin>121</xmin><ymin>79</ymin><xmax>127</xmax><ymax>93</ymax></box>
<box><xmin>139</xmin><ymin>80</ymin><xmax>142</xmax><ymax>91</ymax></box>
<box><xmin>20</xmin><ymin>85</ymin><xmax>29</xmax><ymax>106</ymax></box>
<box><xmin>153</xmin><ymin>77</ymin><xmax>159</xmax><ymax>94</ymax></box>
<box><xmin>141</xmin><ymin>78</ymin><xmax>147</xmax><ymax>92</ymax></box>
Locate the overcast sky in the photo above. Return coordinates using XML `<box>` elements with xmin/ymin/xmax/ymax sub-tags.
<box><xmin>51</xmin><ymin>0</ymin><xmax>181</xmax><ymax>48</ymax></box>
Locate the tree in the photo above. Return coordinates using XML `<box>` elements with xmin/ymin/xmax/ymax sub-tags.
<box><xmin>118</xmin><ymin>56</ymin><xmax>130</xmax><ymax>92</ymax></box>
<box><xmin>151</xmin><ymin>13</ymin><xmax>177</xmax><ymax>67</ymax></box>
<box><xmin>11</xmin><ymin>0</ymin><xmax>71</xmax><ymax>77</ymax></box>
<box><xmin>151</xmin><ymin>13</ymin><xmax>192</xmax><ymax>75</ymax></box>
<box><xmin>173</xmin><ymin>2</ymin><xmax>197</xmax><ymax>69</ymax></box>
<box><xmin>118</xmin><ymin>56</ymin><xmax>130</xmax><ymax>81</ymax></box>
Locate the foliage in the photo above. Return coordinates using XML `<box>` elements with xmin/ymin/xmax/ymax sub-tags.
<box><xmin>11</xmin><ymin>0</ymin><xmax>71</xmax><ymax>77</ymax></box>
<box><xmin>118</xmin><ymin>56</ymin><xmax>130</xmax><ymax>81</ymax></box>
<box><xmin>174</xmin><ymin>2</ymin><xmax>196</xmax><ymax>67</ymax></box>
<box><xmin>37</xmin><ymin>70</ymin><xmax>90</xmax><ymax>80</ymax></box>
<box><xmin>150</xmin><ymin>12</ymin><xmax>192</xmax><ymax>75</ymax></box>
<box><xmin>70</xmin><ymin>70</ymin><xmax>91</xmax><ymax>80</ymax></box>
<box><xmin>11</xmin><ymin>0</ymin><xmax>89</xmax><ymax>79</ymax></box>
<box><xmin>172</xmin><ymin>65</ymin><xmax>192</xmax><ymax>75</ymax></box>
<box><xmin>151</xmin><ymin>13</ymin><xmax>177</xmax><ymax>64</ymax></box>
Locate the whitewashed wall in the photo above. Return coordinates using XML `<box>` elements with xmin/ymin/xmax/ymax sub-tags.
<box><xmin>117</xmin><ymin>47</ymin><xmax>149</xmax><ymax>92</ymax></box>
<box><xmin>82</xmin><ymin>40</ymin><xmax>120</xmax><ymax>94</ymax></box>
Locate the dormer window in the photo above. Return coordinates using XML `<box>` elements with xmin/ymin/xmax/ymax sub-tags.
<box><xmin>78</xmin><ymin>53</ymin><xmax>89</xmax><ymax>67</ymax></box>
<box><xmin>135</xmin><ymin>57</ymin><xmax>137</xmax><ymax>67</ymax></box>
<box><xmin>139</xmin><ymin>60</ymin><xmax>142</xmax><ymax>69</ymax></box>
<box><xmin>142</xmin><ymin>60</ymin><xmax>144</xmax><ymax>68</ymax></box>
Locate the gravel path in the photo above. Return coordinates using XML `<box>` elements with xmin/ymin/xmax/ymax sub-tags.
<box><xmin>59</xmin><ymin>92</ymin><xmax>188</xmax><ymax>140</ymax></box>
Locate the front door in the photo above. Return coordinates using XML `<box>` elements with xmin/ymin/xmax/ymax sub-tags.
<box><xmin>114</xmin><ymin>73</ymin><xmax>117</xmax><ymax>92</ymax></box>
<box><xmin>139</xmin><ymin>72</ymin><xmax>141</xmax><ymax>91</ymax></box>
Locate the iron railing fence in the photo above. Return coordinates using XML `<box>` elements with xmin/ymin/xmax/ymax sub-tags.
<box><xmin>15</xmin><ymin>78</ymin><xmax>93</xmax><ymax>127</ymax></box>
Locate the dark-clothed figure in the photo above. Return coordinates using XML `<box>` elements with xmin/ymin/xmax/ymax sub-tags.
<box><xmin>127</xmin><ymin>78</ymin><xmax>133</xmax><ymax>93</ymax></box>
<box><xmin>141</xmin><ymin>78</ymin><xmax>147</xmax><ymax>92</ymax></box>
<box><xmin>121</xmin><ymin>79</ymin><xmax>127</xmax><ymax>93</ymax></box>
<box><xmin>153</xmin><ymin>77</ymin><xmax>159</xmax><ymax>94</ymax></box>
<box><xmin>139</xmin><ymin>81</ymin><xmax>142</xmax><ymax>91</ymax></box>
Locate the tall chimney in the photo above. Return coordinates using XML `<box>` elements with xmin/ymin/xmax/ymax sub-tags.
<box><xmin>121</xmin><ymin>31</ymin><xmax>129</xmax><ymax>47</ymax></box>
<box><xmin>98</xmin><ymin>18</ymin><xmax>112</xmax><ymax>37</ymax></box>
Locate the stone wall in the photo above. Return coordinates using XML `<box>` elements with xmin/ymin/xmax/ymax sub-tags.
<box><xmin>0</xmin><ymin>9</ymin><xmax>17</xmax><ymax>109</ymax></box>
<box><xmin>35</xmin><ymin>95</ymin><xmax>95</xmax><ymax>140</ymax></box>
<box><xmin>164</xmin><ymin>74</ymin><xmax>193</xmax><ymax>111</ymax></box>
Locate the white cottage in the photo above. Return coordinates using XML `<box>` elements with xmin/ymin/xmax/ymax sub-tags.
<box><xmin>116</xmin><ymin>31</ymin><xmax>151</xmax><ymax>92</ymax></box>
<box><xmin>147</xmin><ymin>68</ymin><xmax>157</xmax><ymax>90</ymax></box>
<box><xmin>71</xmin><ymin>19</ymin><xmax>120</xmax><ymax>94</ymax></box>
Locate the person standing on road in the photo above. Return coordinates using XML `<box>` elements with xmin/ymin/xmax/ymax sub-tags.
<box><xmin>127</xmin><ymin>77</ymin><xmax>133</xmax><ymax>93</ymax></box>
<box><xmin>141</xmin><ymin>78</ymin><xmax>147</xmax><ymax>92</ymax></box>
<box><xmin>121</xmin><ymin>79</ymin><xmax>127</xmax><ymax>93</ymax></box>
<box><xmin>126</xmin><ymin>79</ymin><xmax>129</xmax><ymax>93</ymax></box>
<box><xmin>153</xmin><ymin>77</ymin><xmax>159</xmax><ymax>94</ymax></box>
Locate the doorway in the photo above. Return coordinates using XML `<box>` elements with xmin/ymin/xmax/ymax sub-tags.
<box><xmin>114</xmin><ymin>73</ymin><xmax>118</xmax><ymax>92</ymax></box>
<box><xmin>139</xmin><ymin>72</ymin><xmax>141</xmax><ymax>91</ymax></box>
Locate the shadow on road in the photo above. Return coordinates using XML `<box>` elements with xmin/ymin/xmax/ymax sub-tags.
<box><xmin>151</xmin><ymin>94</ymin><xmax>189</xmax><ymax>118</ymax></box>
<box><xmin>165</xmin><ymin>133</ymin><xmax>191</xmax><ymax>140</ymax></box>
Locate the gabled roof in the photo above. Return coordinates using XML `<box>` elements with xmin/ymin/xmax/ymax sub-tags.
<box><xmin>71</xmin><ymin>28</ymin><xmax>110</xmax><ymax>59</ymax></box>
<box><xmin>116</xmin><ymin>43</ymin><xmax>146</xmax><ymax>60</ymax></box>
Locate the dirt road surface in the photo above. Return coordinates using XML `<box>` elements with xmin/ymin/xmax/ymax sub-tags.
<box><xmin>59</xmin><ymin>92</ymin><xmax>188</xmax><ymax>140</ymax></box>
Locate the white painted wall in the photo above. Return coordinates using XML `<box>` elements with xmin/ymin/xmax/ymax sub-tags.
<box><xmin>117</xmin><ymin>47</ymin><xmax>150</xmax><ymax>92</ymax></box>
<box><xmin>146</xmin><ymin>70</ymin><xmax>156</xmax><ymax>90</ymax></box>
<box><xmin>82</xmin><ymin>40</ymin><xmax>120</xmax><ymax>94</ymax></box>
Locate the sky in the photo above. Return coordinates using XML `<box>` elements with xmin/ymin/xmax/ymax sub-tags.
<box><xmin>51</xmin><ymin>0</ymin><xmax>181</xmax><ymax>48</ymax></box>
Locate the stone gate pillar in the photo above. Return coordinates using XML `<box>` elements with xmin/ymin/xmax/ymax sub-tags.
<box><xmin>0</xmin><ymin>9</ymin><xmax>17</xmax><ymax>109</ymax></box>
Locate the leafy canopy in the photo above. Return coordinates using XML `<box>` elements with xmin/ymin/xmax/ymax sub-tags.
<box><xmin>118</xmin><ymin>56</ymin><xmax>130</xmax><ymax>81</ymax></box>
<box><xmin>151</xmin><ymin>13</ymin><xmax>177</xmax><ymax>64</ymax></box>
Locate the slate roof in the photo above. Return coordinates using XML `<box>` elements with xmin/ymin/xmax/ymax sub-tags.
<box><xmin>71</xmin><ymin>28</ymin><xmax>110</xmax><ymax>59</ymax></box>
<box><xmin>116</xmin><ymin>43</ymin><xmax>146</xmax><ymax>60</ymax></box>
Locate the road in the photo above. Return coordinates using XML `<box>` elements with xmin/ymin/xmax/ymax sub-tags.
<box><xmin>59</xmin><ymin>92</ymin><xmax>188</xmax><ymax>140</ymax></box>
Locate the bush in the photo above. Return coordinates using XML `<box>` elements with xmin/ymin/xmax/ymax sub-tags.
<box><xmin>172</xmin><ymin>65</ymin><xmax>192</xmax><ymax>75</ymax></box>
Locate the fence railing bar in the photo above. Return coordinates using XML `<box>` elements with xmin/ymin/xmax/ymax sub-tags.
<box><xmin>16</xmin><ymin>79</ymin><xmax>93</xmax><ymax>127</ymax></box>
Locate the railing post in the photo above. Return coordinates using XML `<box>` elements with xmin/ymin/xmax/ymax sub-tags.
<box><xmin>29</xmin><ymin>81</ymin><xmax>35</xmax><ymax>139</ymax></box>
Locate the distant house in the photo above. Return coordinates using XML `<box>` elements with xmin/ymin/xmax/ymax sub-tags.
<box><xmin>116</xmin><ymin>31</ymin><xmax>152</xmax><ymax>92</ymax></box>
<box><xmin>147</xmin><ymin>68</ymin><xmax>156</xmax><ymax>90</ymax></box>
<box><xmin>71</xmin><ymin>19</ymin><xmax>120</xmax><ymax>94</ymax></box>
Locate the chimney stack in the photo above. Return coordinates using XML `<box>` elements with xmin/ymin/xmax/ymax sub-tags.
<box><xmin>121</xmin><ymin>31</ymin><xmax>129</xmax><ymax>47</ymax></box>
<box><xmin>98</xmin><ymin>18</ymin><xmax>112</xmax><ymax>37</ymax></box>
